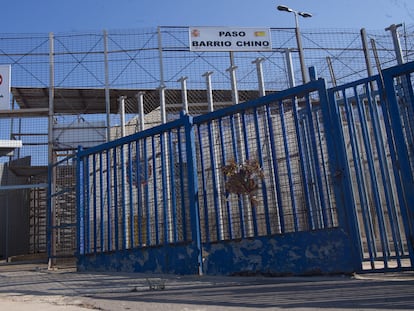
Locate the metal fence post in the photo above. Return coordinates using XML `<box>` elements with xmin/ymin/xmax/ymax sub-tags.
<box><xmin>183</xmin><ymin>114</ymin><xmax>203</xmax><ymax>275</ymax></box>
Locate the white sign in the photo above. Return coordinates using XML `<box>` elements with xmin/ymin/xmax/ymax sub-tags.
<box><xmin>189</xmin><ymin>27</ymin><xmax>272</xmax><ymax>52</ymax></box>
<box><xmin>0</xmin><ymin>65</ymin><xmax>11</xmax><ymax>110</ymax></box>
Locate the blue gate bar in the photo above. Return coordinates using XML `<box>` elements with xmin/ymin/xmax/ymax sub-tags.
<box><xmin>106</xmin><ymin>149</ymin><xmax>112</xmax><ymax>251</ymax></box>
<box><xmin>265</xmin><ymin>103</ymin><xmax>285</xmax><ymax>233</ymax></box>
<box><xmin>176</xmin><ymin>128</ymin><xmax>188</xmax><ymax>241</ymax></box>
<box><xmin>353</xmin><ymin>85</ymin><xmax>390</xmax><ymax>267</ymax></box>
<box><xmin>304</xmin><ymin>95</ymin><xmax>329</xmax><ymax>227</ymax></box>
<box><xmin>92</xmin><ymin>153</ymin><xmax>97</xmax><ymax>254</ymax></box>
<box><xmin>279</xmin><ymin>100</ymin><xmax>299</xmax><ymax>232</ymax></box>
<box><xmin>197</xmin><ymin>124</ymin><xmax>210</xmax><ymax>242</ymax></box>
<box><xmin>253</xmin><ymin>107</ymin><xmax>271</xmax><ymax>235</ymax></box>
<box><xmin>167</xmin><ymin>130</ymin><xmax>178</xmax><ymax>243</ymax></box>
<box><xmin>206</xmin><ymin>122</ymin><xmax>220</xmax><ymax>241</ymax></box>
<box><xmin>127</xmin><ymin>142</ymin><xmax>134</xmax><ymax>248</ymax></box>
<box><xmin>342</xmin><ymin>88</ymin><xmax>377</xmax><ymax>268</ymax></box>
<box><xmin>151</xmin><ymin>136</ymin><xmax>159</xmax><ymax>245</ymax></box>
<box><xmin>99</xmin><ymin>152</ymin><xmax>104</xmax><ymax>252</ymax></box>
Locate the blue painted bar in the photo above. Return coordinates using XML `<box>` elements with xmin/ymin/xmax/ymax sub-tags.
<box><xmin>279</xmin><ymin>100</ymin><xmax>299</xmax><ymax>232</ymax></box>
<box><xmin>253</xmin><ymin>107</ymin><xmax>270</xmax><ymax>235</ymax></box>
<box><xmin>353</xmin><ymin>85</ymin><xmax>389</xmax><ymax>266</ymax></box>
<box><xmin>292</xmin><ymin>98</ymin><xmax>314</xmax><ymax>231</ymax></box>
<box><xmin>196</xmin><ymin>124</ymin><xmax>210</xmax><ymax>242</ymax></box>
<box><xmin>218</xmin><ymin>118</ymin><xmax>231</xmax><ymax>240</ymax></box>
<box><xmin>151</xmin><ymin>136</ymin><xmax>159</xmax><ymax>245</ymax></box>
<box><xmin>120</xmin><ymin>145</ymin><xmax>127</xmax><ymax>250</ymax></box>
<box><xmin>176</xmin><ymin>128</ymin><xmax>188</xmax><ymax>240</ymax></box>
<box><xmin>167</xmin><ymin>130</ymin><xmax>178</xmax><ymax>242</ymax></box>
<box><xmin>135</xmin><ymin>141</ymin><xmax>142</xmax><ymax>247</ymax></box>
<box><xmin>113</xmin><ymin>148</ymin><xmax>119</xmax><ymax>251</ymax></box>
<box><xmin>85</xmin><ymin>155</ymin><xmax>90</xmax><ymax>253</ymax></box>
<box><xmin>342</xmin><ymin>88</ymin><xmax>377</xmax><ymax>267</ymax></box>
<box><xmin>265</xmin><ymin>104</ymin><xmax>285</xmax><ymax>233</ymax></box>
<box><xmin>299</xmin><ymin>116</ymin><xmax>318</xmax><ymax>229</ymax></box>
<box><xmin>304</xmin><ymin>95</ymin><xmax>329</xmax><ymax>227</ymax></box>
<box><xmin>183</xmin><ymin>114</ymin><xmax>203</xmax><ymax>274</ymax></box>
<box><xmin>76</xmin><ymin>146</ymin><xmax>84</xmax><ymax>256</ymax></box>
<box><xmin>106</xmin><ymin>149</ymin><xmax>112</xmax><ymax>252</ymax></box>
<box><xmin>127</xmin><ymin>143</ymin><xmax>134</xmax><ymax>248</ymax></box>
<box><xmin>99</xmin><ymin>152</ymin><xmax>104</xmax><ymax>252</ymax></box>
<box><xmin>207</xmin><ymin>122</ymin><xmax>222</xmax><ymax>242</ymax></box>
<box><xmin>143</xmin><ymin>138</ymin><xmax>151</xmax><ymax>246</ymax></box>
<box><xmin>92</xmin><ymin>154</ymin><xmax>97</xmax><ymax>253</ymax></box>
<box><xmin>159</xmin><ymin>133</ymin><xmax>169</xmax><ymax>244</ymax></box>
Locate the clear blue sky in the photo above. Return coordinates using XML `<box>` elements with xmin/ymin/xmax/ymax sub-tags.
<box><xmin>3</xmin><ymin>0</ymin><xmax>414</xmax><ymax>33</ymax></box>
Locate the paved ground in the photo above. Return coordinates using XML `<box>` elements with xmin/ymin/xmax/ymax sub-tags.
<box><xmin>0</xmin><ymin>262</ymin><xmax>414</xmax><ymax>310</ymax></box>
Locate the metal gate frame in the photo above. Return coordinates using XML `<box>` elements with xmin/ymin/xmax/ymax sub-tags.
<box><xmin>328</xmin><ymin>61</ymin><xmax>414</xmax><ymax>272</ymax></box>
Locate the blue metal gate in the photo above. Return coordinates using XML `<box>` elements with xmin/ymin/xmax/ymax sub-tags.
<box><xmin>328</xmin><ymin>61</ymin><xmax>414</xmax><ymax>272</ymax></box>
<box><xmin>71</xmin><ymin>62</ymin><xmax>414</xmax><ymax>275</ymax></box>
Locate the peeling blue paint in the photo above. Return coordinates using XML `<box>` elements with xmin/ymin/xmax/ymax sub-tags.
<box><xmin>78</xmin><ymin>243</ymin><xmax>200</xmax><ymax>275</ymax></box>
<box><xmin>202</xmin><ymin>228</ymin><xmax>355</xmax><ymax>276</ymax></box>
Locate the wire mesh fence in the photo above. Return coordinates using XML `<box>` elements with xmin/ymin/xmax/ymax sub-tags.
<box><xmin>0</xmin><ymin>25</ymin><xmax>414</xmax><ymax>168</ymax></box>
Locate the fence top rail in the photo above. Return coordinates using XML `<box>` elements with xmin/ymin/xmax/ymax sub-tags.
<box><xmin>193</xmin><ymin>78</ymin><xmax>326</xmax><ymax>125</ymax></box>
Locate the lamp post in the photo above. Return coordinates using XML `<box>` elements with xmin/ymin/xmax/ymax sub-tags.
<box><xmin>277</xmin><ymin>5</ymin><xmax>312</xmax><ymax>84</ymax></box>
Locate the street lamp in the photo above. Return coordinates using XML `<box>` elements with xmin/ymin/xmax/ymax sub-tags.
<box><xmin>277</xmin><ymin>5</ymin><xmax>312</xmax><ymax>84</ymax></box>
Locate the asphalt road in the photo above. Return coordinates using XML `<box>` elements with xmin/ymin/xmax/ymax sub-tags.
<box><xmin>0</xmin><ymin>263</ymin><xmax>414</xmax><ymax>310</ymax></box>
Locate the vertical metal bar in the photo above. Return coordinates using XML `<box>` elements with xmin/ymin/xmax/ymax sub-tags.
<box><xmin>304</xmin><ymin>95</ymin><xmax>329</xmax><ymax>226</ymax></box>
<box><xmin>360</xmin><ymin>28</ymin><xmax>375</xmax><ymax>78</ymax></box>
<box><xmin>184</xmin><ymin>114</ymin><xmax>203</xmax><ymax>275</ymax></box>
<box><xmin>178</xmin><ymin>76</ymin><xmax>189</xmax><ymax>114</ymax></box>
<box><xmin>285</xmin><ymin>48</ymin><xmax>296</xmax><ymax>88</ymax></box>
<box><xmin>365</xmin><ymin>82</ymin><xmax>402</xmax><ymax>266</ymax></box>
<box><xmin>119</xmin><ymin>96</ymin><xmax>126</xmax><ymax>137</ymax></box>
<box><xmin>76</xmin><ymin>147</ymin><xmax>84</xmax><ymax>257</ymax></box>
<box><xmin>48</xmin><ymin>32</ymin><xmax>55</xmax><ymax>266</ymax></box>
<box><xmin>137</xmin><ymin>92</ymin><xmax>146</xmax><ymax>132</ymax></box>
<box><xmin>106</xmin><ymin>149</ymin><xmax>112</xmax><ymax>251</ymax></box>
<box><xmin>203</xmin><ymin>71</ymin><xmax>214</xmax><ymax>112</ymax></box>
<box><xmin>152</xmin><ymin>136</ymin><xmax>159</xmax><ymax>245</ymax></box>
<box><xmin>326</xmin><ymin>56</ymin><xmax>337</xmax><ymax>88</ymax></box>
<box><xmin>315</xmin><ymin>110</ymin><xmax>335</xmax><ymax>226</ymax></box>
<box><xmin>385</xmin><ymin>24</ymin><xmax>405</xmax><ymax>65</ymax></box>
<box><xmin>159</xmin><ymin>86</ymin><xmax>167</xmax><ymax>124</ymax></box>
<box><xmin>241</xmin><ymin>112</ymin><xmax>257</xmax><ymax>236</ymax></box>
<box><xmin>168</xmin><ymin>130</ymin><xmax>178</xmax><ymax>242</ymax></box>
<box><xmin>342</xmin><ymin>89</ymin><xmax>376</xmax><ymax>268</ymax></box>
<box><xmin>299</xmin><ymin>115</ymin><xmax>318</xmax><ymax>229</ymax></box>
<box><xmin>85</xmin><ymin>156</ymin><xmax>90</xmax><ymax>253</ymax></box>
<box><xmin>265</xmin><ymin>104</ymin><xmax>285</xmax><ymax>233</ymax></box>
<box><xmin>353</xmin><ymin>85</ymin><xmax>389</xmax><ymax>267</ymax></box>
<box><xmin>227</xmin><ymin>64</ymin><xmax>239</xmax><ymax>105</ymax></box>
<box><xmin>113</xmin><ymin>148</ymin><xmax>119</xmax><ymax>251</ymax></box>
<box><xmin>120</xmin><ymin>145</ymin><xmax>127</xmax><ymax>250</ymax></box>
<box><xmin>135</xmin><ymin>140</ymin><xmax>142</xmax><ymax>246</ymax></box>
<box><xmin>207</xmin><ymin>122</ymin><xmax>224</xmax><ymax>240</ymax></box>
<box><xmin>382</xmin><ymin>71</ymin><xmax>414</xmax><ymax>266</ymax></box>
<box><xmin>219</xmin><ymin>118</ymin><xmax>232</xmax><ymax>239</ymax></box>
<box><xmin>252</xmin><ymin>57</ymin><xmax>266</xmax><ymax>96</ymax></box>
<box><xmin>143</xmin><ymin>138</ymin><xmax>151</xmax><ymax>246</ymax></box>
<box><xmin>103</xmin><ymin>30</ymin><xmax>111</xmax><ymax>142</ymax></box>
<box><xmin>92</xmin><ymin>154</ymin><xmax>97</xmax><ymax>253</ymax></box>
<box><xmin>160</xmin><ymin>132</ymin><xmax>169</xmax><ymax>244</ymax></box>
<box><xmin>253</xmin><ymin>108</ymin><xmax>270</xmax><ymax>235</ymax></box>
<box><xmin>99</xmin><ymin>152</ymin><xmax>104</xmax><ymax>252</ymax></box>
<box><xmin>157</xmin><ymin>26</ymin><xmax>165</xmax><ymax>87</ymax></box>
<box><xmin>128</xmin><ymin>143</ymin><xmax>134</xmax><ymax>248</ymax></box>
<box><xmin>279</xmin><ymin>100</ymin><xmax>299</xmax><ymax>231</ymax></box>
<box><xmin>176</xmin><ymin>128</ymin><xmax>187</xmax><ymax>240</ymax></box>
<box><xmin>196</xmin><ymin>125</ymin><xmax>210</xmax><ymax>242</ymax></box>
